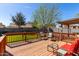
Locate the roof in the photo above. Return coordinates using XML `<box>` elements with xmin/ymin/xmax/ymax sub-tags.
<box><xmin>58</xmin><ymin>18</ymin><xmax>79</xmax><ymax>25</ymax></box>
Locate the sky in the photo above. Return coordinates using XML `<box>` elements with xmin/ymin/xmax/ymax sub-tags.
<box><xmin>0</xmin><ymin>3</ymin><xmax>79</xmax><ymax>26</ymax></box>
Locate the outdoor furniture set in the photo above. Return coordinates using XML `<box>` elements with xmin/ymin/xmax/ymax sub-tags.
<box><xmin>47</xmin><ymin>38</ymin><xmax>79</xmax><ymax>56</ymax></box>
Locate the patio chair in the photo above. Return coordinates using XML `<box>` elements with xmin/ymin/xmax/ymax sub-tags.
<box><xmin>59</xmin><ymin>39</ymin><xmax>79</xmax><ymax>56</ymax></box>
<box><xmin>47</xmin><ymin>38</ymin><xmax>79</xmax><ymax>56</ymax></box>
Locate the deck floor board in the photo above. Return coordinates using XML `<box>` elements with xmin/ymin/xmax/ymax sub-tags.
<box><xmin>6</xmin><ymin>40</ymin><xmax>66</xmax><ymax>56</ymax></box>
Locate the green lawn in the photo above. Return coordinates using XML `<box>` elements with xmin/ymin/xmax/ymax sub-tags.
<box><xmin>7</xmin><ymin>34</ymin><xmax>39</xmax><ymax>43</ymax></box>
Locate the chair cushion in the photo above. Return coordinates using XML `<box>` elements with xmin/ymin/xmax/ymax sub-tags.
<box><xmin>60</xmin><ymin>39</ymin><xmax>79</xmax><ymax>53</ymax></box>
<box><xmin>60</xmin><ymin>44</ymin><xmax>73</xmax><ymax>52</ymax></box>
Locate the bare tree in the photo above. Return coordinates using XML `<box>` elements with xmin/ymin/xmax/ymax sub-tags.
<box><xmin>32</xmin><ymin>4</ymin><xmax>61</xmax><ymax>30</ymax></box>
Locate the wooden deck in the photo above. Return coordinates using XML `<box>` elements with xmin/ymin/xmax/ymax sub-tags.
<box><xmin>6</xmin><ymin>39</ymin><xmax>66</xmax><ymax>56</ymax></box>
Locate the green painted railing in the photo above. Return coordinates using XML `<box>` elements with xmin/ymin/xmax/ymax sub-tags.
<box><xmin>5</xmin><ymin>32</ymin><xmax>39</xmax><ymax>43</ymax></box>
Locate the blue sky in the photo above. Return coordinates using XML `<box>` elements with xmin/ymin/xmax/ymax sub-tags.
<box><xmin>0</xmin><ymin>3</ymin><xmax>79</xmax><ymax>26</ymax></box>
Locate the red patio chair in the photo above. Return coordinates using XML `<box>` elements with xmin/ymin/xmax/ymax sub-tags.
<box><xmin>57</xmin><ymin>39</ymin><xmax>79</xmax><ymax>56</ymax></box>
<box><xmin>47</xmin><ymin>38</ymin><xmax>79</xmax><ymax>56</ymax></box>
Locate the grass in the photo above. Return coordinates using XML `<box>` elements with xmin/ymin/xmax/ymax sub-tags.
<box><xmin>7</xmin><ymin>34</ymin><xmax>39</xmax><ymax>43</ymax></box>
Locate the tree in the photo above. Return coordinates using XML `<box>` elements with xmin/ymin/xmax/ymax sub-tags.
<box><xmin>75</xmin><ymin>13</ymin><xmax>79</xmax><ymax>18</ymax></box>
<box><xmin>11</xmin><ymin>12</ymin><xmax>26</xmax><ymax>28</ymax></box>
<box><xmin>32</xmin><ymin>4</ymin><xmax>61</xmax><ymax>31</ymax></box>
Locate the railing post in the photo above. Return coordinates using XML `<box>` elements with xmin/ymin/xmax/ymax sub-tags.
<box><xmin>0</xmin><ymin>36</ymin><xmax>6</xmax><ymax>56</ymax></box>
<box><xmin>60</xmin><ymin>24</ymin><xmax>63</xmax><ymax>41</ymax></box>
<box><xmin>67</xmin><ymin>25</ymin><xmax>70</xmax><ymax>38</ymax></box>
<box><xmin>25</xmin><ymin>32</ymin><xmax>27</xmax><ymax>42</ymax></box>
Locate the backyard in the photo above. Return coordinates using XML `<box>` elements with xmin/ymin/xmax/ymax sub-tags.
<box><xmin>1</xmin><ymin>3</ymin><xmax>79</xmax><ymax>56</ymax></box>
<box><xmin>0</xmin><ymin>31</ymin><xmax>77</xmax><ymax>56</ymax></box>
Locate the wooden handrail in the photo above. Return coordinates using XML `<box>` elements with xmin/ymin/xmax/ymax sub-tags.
<box><xmin>5</xmin><ymin>32</ymin><xmax>38</xmax><ymax>36</ymax></box>
<box><xmin>0</xmin><ymin>35</ymin><xmax>6</xmax><ymax>56</ymax></box>
<box><xmin>53</xmin><ymin>32</ymin><xmax>76</xmax><ymax>35</ymax></box>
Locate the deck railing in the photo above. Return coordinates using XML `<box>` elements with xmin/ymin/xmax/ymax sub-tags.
<box><xmin>53</xmin><ymin>32</ymin><xmax>76</xmax><ymax>40</ymax></box>
<box><xmin>5</xmin><ymin>32</ymin><xmax>40</xmax><ymax>43</ymax></box>
<box><xmin>0</xmin><ymin>32</ymin><xmax>39</xmax><ymax>56</ymax></box>
<box><xmin>5</xmin><ymin>32</ymin><xmax>76</xmax><ymax>43</ymax></box>
<box><xmin>0</xmin><ymin>32</ymin><xmax>77</xmax><ymax>56</ymax></box>
<box><xmin>0</xmin><ymin>35</ymin><xmax>6</xmax><ymax>56</ymax></box>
